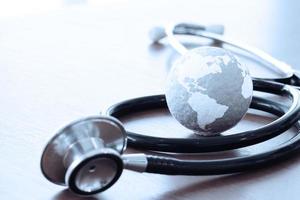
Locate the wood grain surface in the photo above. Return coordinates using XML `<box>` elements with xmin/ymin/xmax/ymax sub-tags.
<box><xmin>1</xmin><ymin>0</ymin><xmax>300</xmax><ymax>199</ymax></box>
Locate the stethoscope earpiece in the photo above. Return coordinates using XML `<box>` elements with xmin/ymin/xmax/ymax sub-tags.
<box><xmin>148</xmin><ymin>23</ymin><xmax>225</xmax><ymax>43</ymax></box>
<box><xmin>40</xmin><ymin>116</ymin><xmax>127</xmax><ymax>195</ymax></box>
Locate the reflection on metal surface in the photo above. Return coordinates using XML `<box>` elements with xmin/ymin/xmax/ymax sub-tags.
<box><xmin>40</xmin><ymin>116</ymin><xmax>126</xmax><ymax>185</ymax></box>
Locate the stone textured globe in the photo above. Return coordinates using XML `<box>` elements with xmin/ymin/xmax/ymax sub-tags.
<box><xmin>166</xmin><ymin>46</ymin><xmax>253</xmax><ymax>135</ymax></box>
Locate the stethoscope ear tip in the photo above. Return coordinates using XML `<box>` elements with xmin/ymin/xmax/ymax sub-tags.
<box><xmin>148</xmin><ymin>26</ymin><xmax>167</xmax><ymax>43</ymax></box>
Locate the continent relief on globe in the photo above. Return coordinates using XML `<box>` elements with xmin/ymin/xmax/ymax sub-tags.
<box><xmin>166</xmin><ymin>47</ymin><xmax>253</xmax><ymax>135</ymax></box>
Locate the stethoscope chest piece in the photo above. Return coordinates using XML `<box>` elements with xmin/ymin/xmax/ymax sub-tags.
<box><xmin>40</xmin><ymin>116</ymin><xmax>127</xmax><ymax>195</ymax></box>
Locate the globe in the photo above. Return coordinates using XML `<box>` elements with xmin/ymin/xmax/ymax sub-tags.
<box><xmin>165</xmin><ymin>46</ymin><xmax>253</xmax><ymax>136</ymax></box>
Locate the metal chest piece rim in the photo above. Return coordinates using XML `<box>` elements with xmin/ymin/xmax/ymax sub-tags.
<box><xmin>40</xmin><ymin>115</ymin><xmax>127</xmax><ymax>191</ymax></box>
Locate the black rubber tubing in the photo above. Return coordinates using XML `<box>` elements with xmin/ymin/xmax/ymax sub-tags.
<box><xmin>145</xmin><ymin>95</ymin><xmax>300</xmax><ymax>175</ymax></box>
<box><xmin>106</xmin><ymin>79</ymin><xmax>300</xmax><ymax>153</ymax></box>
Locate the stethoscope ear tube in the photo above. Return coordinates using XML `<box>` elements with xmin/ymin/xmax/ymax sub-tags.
<box><xmin>162</xmin><ymin>23</ymin><xmax>295</xmax><ymax>79</ymax></box>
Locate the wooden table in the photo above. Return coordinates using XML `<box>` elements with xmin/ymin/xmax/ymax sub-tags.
<box><xmin>1</xmin><ymin>0</ymin><xmax>300</xmax><ymax>199</ymax></box>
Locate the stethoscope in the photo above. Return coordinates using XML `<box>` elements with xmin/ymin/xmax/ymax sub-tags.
<box><xmin>41</xmin><ymin>22</ymin><xmax>300</xmax><ymax>196</ymax></box>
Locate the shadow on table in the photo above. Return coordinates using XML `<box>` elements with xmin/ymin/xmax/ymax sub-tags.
<box><xmin>51</xmin><ymin>189</ymin><xmax>98</xmax><ymax>200</ymax></box>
